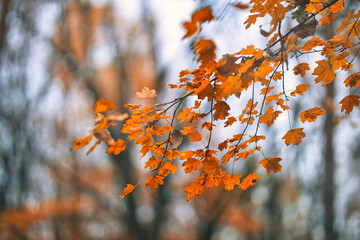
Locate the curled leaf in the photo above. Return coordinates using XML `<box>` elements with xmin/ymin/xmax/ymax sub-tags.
<box><xmin>71</xmin><ymin>135</ymin><xmax>93</xmax><ymax>151</ymax></box>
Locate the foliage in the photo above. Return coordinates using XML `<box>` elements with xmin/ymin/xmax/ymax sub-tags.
<box><xmin>72</xmin><ymin>0</ymin><xmax>360</xmax><ymax>200</ymax></box>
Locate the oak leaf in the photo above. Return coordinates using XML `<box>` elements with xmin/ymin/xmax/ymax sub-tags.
<box><xmin>106</xmin><ymin>139</ymin><xmax>126</xmax><ymax>155</ymax></box>
<box><xmin>299</xmin><ymin>107</ymin><xmax>326</xmax><ymax>123</ymax></box>
<box><xmin>258</xmin><ymin>157</ymin><xmax>282</xmax><ymax>175</ymax></box>
<box><xmin>282</xmin><ymin>128</ymin><xmax>306</xmax><ymax>145</ymax></box>
<box><xmin>119</xmin><ymin>184</ymin><xmax>135</xmax><ymax>198</ymax></box>
<box><xmin>340</xmin><ymin>95</ymin><xmax>360</xmax><ymax>114</ymax></box>
<box><xmin>239</xmin><ymin>173</ymin><xmax>259</xmax><ymax>190</ymax></box>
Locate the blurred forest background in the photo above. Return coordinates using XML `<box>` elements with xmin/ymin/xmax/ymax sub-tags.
<box><xmin>0</xmin><ymin>0</ymin><xmax>359</xmax><ymax>239</ymax></box>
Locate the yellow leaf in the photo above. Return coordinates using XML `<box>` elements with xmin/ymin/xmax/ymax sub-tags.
<box><xmin>136</xmin><ymin>87</ymin><xmax>157</xmax><ymax>99</ymax></box>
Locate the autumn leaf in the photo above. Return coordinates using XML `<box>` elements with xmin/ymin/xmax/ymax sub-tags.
<box><xmin>299</xmin><ymin>107</ymin><xmax>326</xmax><ymax>123</ymax></box>
<box><xmin>184</xmin><ymin>178</ymin><xmax>205</xmax><ymax>201</ymax></box>
<box><xmin>183</xmin><ymin>7</ymin><xmax>214</xmax><ymax>39</ymax></box>
<box><xmin>106</xmin><ymin>139</ymin><xmax>126</xmax><ymax>155</ymax></box>
<box><xmin>188</xmin><ymin>131</ymin><xmax>202</xmax><ymax>142</ymax></box>
<box><xmin>136</xmin><ymin>87</ymin><xmax>157</xmax><ymax>99</ymax></box>
<box><xmin>170</xmin><ymin>130</ymin><xmax>183</xmax><ymax>149</ymax></box>
<box><xmin>344</xmin><ymin>73</ymin><xmax>360</xmax><ymax>88</ymax></box>
<box><xmin>313</xmin><ymin>60</ymin><xmax>336</xmax><ymax>86</ymax></box>
<box><xmin>158</xmin><ymin>162</ymin><xmax>179</xmax><ymax>177</ymax></box>
<box><xmin>282</xmin><ymin>128</ymin><xmax>306</xmax><ymax>146</ymax></box>
<box><xmin>213</xmin><ymin>101</ymin><xmax>230</xmax><ymax>120</ymax></box>
<box><xmin>119</xmin><ymin>184</ymin><xmax>135</xmax><ymax>198</ymax></box>
<box><xmin>71</xmin><ymin>135</ymin><xmax>93</xmax><ymax>151</ymax></box>
<box><xmin>193</xmin><ymin>38</ymin><xmax>216</xmax><ymax>64</ymax></box>
<box><xmin>293</xmin><ymin>63</ymin><xmax>310</xmax><ymax>78</ymax></box>
<box><xmin>294</xmin><ymin>18</ymin><xmax>318</xmax><ymax>39</ymax></box>
<box><xmin>92</xmin><ymin>128</ymin><xmax>114</xmax><ymax>144</ymax></box>
<box><xmin>145</xmin><ymin>156</ymin><xmax>161</xmax><ymax>170</ymax></box>
<box><xmin>258</xmin><ymin>157</ymin><xmax>282</xmax><ymax>175</ymax></box>
<box><xmin>86</xmin><ymin>139</ymin><xmax>101</xmax><ymax>155</ymax></box>
<box><xmin>145</xmin><ymin>175</ymin><xmax>164</xmax><ymax>190</ymax></box>
<box><xmin>290</xmin><ymin>84</ymin><xmax>311</xmax><ymax>97</ymax></box>
<box><xmin>93</xmin><ymin>99</ymin><xmax>116</xmax><ymax>113</ymax></box>
<box><xmin>239</xmin><ymin>173</ymin><xmax>259</xmax><ymax>190</ymax></box>
<box><xmin>182</xmin><ymin>158</ymin><xmax>201</xmax><ymax>173</ymax></box>
<box><xmin>232</xmin><ymin>3</ymin><xmax>250</xmax><ymax>10</ymax></box>
<box><xmin>340</xmin><ymin>95</ymin><xmax>360</xmax><ymax>114</ymax></box>
<box><xmin>222</xmin><ymin>174</ymin><xmax>242</xmax><ymax>191</ymax></box>
<box><xmin>180</xmin><ymin>126</ymin><xmax>197</xmax><ymax>135</ymax></box>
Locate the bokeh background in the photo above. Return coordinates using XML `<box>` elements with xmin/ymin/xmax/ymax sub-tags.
<box><xmin>0</xmin><ymin>0</ymin><xmax>359</xmax><ymax>239</ymax></box>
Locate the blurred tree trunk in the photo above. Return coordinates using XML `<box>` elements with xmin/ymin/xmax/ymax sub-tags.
<box><xmin>321</xmin><ymin>24</ymin><xmax>337</xmax><ymax>240</ymax></box>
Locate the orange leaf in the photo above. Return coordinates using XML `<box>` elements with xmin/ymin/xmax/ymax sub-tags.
<box><xmin>313</xmin><ymin>60</ymin><xmax>336</xmax><ymax>86</ymax></box>
<box><xmin>222</xmin><ymin>174</ymin><xmax>242</xmax><ymax>191</ymax></box>
<box><xmin>119</xmin><ymin>184</ymin><xmax>135</xmax><ymax>198</ymax></box>
<box><xmin>290</xmin><ymin>84</ymin><xmax>311</xmax><ymax>97</ymax></box>
<box><xmin>232</xmin><ymin>3</ymin><xmax>250</xmax><ymax>10</ymax></box>
<box><xmin>145</xmin><ymin>156</ymin><xmax>161</xmax><ymax>170</ymax></box>
<box><xmin>258</xmin><ymin>157</ymin><xmax>282</xmax><ymax>175</ymax></box>
<box><xmin>184</xmin><ymin>177</ymin><xmax>205</xmax><ymax>201</ymax></box>
<box><xmin>86</xmin><ymin>139</ymin><xmax>101</xmax><ymax>155</ymax></box>
<box><xmin>282</xmin><ymin>128</ymin><xmax>306</xmax><ymax>146</ymax></box>
<box><xmin>71</xmin><ymin>135</ymin><xmax>93</xmax><ymax>151</ymax></box>
<box><xmin>182</xmin><ymin>158</ymin><xmax>201</xmax><ymax>173</ymax></box>
<box><xmin>239</xmin><ymin>173</ymin><xmax>259</xmax><ymax>190</ymax></box>
<box><xmin>158</xmin><ymin>162</ymin><xmax>179</xmax><ymax>177</ymax></box>
<box><xmin>188</xmin><ymin>131</ymin><xmax>202</xmax><ymax>142</ymax></box>
<box><xmin>180</xmin><ymin>126</ymin><xmax>197</xmax><ymax>135</ymax></box>
<box><xmin>183</xmin><ymin>7</ymin><xmax>214</xmax><ymax>39</ymax></box>
<box><xmin>344</xmin><ymin>73</ymin><xmax>360</xmax><ymax>88</ymax></box>
<box><xmin>193</xmin><ymin>38</ymin><xmax>216</xmax><ymax>64</ymax></box>
<box><xmin>93</xmin><ymin>99</ymin><xmax>116</xmax><ymax>113</ymax></box>
<box><xmin>145</xmin><ymin>175</ymin><xmax>164</xmax><ymax>190</ymax></box>
<box><xmin>293</xmin><ymin>63</ymin><xmax>310</xmax><ymax>78</ymax></box>
<box><xmin>106</xmin><ymin>139</ymin><xmax>126</xmax><ymax>155</ymax></box>
<box><xmin>299</xmin><ymin>107</ymin><xmax>326</xmax><ymax>123</ymax></box>
<box><xmin>213</xmin><ymin>101</ymin><xmax>230</xmax><ymax>120</ymax></box>
<box><xmin>136</xmin><ymin>87</ymin><xmax>157</xmax><ymax>99</ymax></box>
<box><xmin>340</xmin><ymin>95</ymin><xmax>360</xmax><ymax>114</ymax></box>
